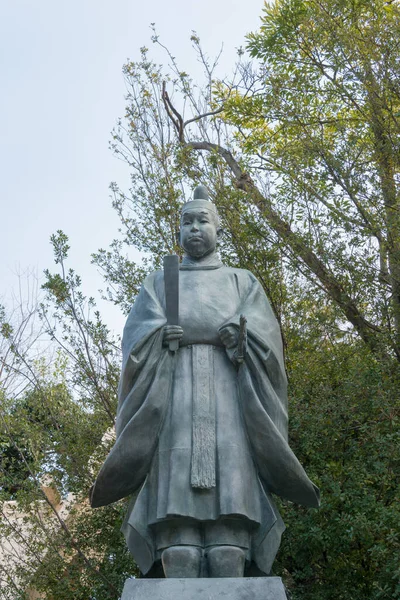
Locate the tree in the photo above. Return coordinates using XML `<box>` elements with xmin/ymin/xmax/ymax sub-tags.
<box><xmin>219</xmin><ymin>0</ymin><xmax>400</xmax><ymax>358</ymax></box>
<box><xmin>0</xmin><ymin>255</ymin><xmax>136</xmax><ymax>599</ymax></box>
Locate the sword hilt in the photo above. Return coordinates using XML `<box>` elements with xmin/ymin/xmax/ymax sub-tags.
<box><xmin>235</xmin><ymin>314</ymin><xmax>247</xmax><ymax>364</ymax></box>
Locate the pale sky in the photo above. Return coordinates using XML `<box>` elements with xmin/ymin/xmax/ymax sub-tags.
<box><xmin>0</xmin><ymin>0</ymin><xmax>265</xmax><ymax>333</ymax></box>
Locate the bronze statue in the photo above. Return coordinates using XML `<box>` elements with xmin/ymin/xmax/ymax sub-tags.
<box><xmin>90</xmin><ymin>185</ymin><xmax>319</xmax><ymax>578</ymax></box>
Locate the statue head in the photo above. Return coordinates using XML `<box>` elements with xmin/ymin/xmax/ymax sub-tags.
<box><xmin>180</xmin><ymin>185</ymin><xmax>222</xmax><ymax>258</ymax></box>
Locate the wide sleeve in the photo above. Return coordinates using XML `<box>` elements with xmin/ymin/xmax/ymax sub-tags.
<box><xmin>116</xmin><ymin>272</ymin><xmax>167</xmax><ymax>436</ymax></box>
<box><xmin>90</xmin><ymin>272</ymin><xmax>174</xmax><ymax>508</ymax></box>
<box><xmin>221</xmin><ymin>272</ymin><xmax>319</xmax><ymax>508</ymax></box>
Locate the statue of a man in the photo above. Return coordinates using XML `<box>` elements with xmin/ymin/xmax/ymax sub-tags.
<box><xmin>90</xmin><ymin>185</ymin><xmax>319</xmax><ymax>578</ymax></box>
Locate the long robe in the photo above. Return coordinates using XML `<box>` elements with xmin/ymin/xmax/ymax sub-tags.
<box><xmin>90</xmin><ymin>257</ymin><xmax>320</xmax><ymax>575</ymax></box>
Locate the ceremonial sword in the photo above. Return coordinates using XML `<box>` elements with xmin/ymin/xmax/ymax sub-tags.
<box><xmin>235</xmin><ymin>314</ymin><xmax>247</xmax><ymax>364</ymax></box>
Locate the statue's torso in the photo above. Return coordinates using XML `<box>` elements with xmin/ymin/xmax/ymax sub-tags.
<box><xmin>153</xmin><ymin>265</ymin><xmax>255</xmax><ymax>347</ymax></box>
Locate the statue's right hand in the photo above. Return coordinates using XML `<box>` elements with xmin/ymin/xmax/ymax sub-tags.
<box><xmin>162</xmin><ymin>325</ymin><xmax>184</xmax><ymax>346</ymax></box>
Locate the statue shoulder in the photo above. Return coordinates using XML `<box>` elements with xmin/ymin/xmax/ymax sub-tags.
<box><xmin>140</xmin><ymin>269</ymin><xmax>164</xmax><ymax>291</ymax></box>
<box><xmin>125</xmin><ymin>269</ymin><xmax>165</xmax><ymax>323</ymax></box>
<box><xmin>127</xmin><ymin>270</ymin><xmax>164</xmax><ymax>312</ymax></box>
<box><xmin>143</xmin><ymin>269</ymin><xmax>163</xmax><ymax>282</ymax></box>
<box><xmin>222</xmin><ymin>265</ymin><xmax>258</xmax><ymax>284</ymax></box>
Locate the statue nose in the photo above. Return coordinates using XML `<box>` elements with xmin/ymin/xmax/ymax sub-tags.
<box><xmin>191</xmin><ymin>224</ymin><xmax>199</xmax><ymax>232</ymax></box>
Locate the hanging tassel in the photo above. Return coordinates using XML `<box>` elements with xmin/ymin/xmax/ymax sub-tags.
<box><xmin>190</xmin><ymin>345</ymin><xmax>216</xmax><ymax>489</ymax></box>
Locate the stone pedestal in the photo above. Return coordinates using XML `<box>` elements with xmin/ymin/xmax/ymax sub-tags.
<box><xmin>121</xmin><ymin>577</ymin><xmax>288</xmax><ymax>599</ymax></box>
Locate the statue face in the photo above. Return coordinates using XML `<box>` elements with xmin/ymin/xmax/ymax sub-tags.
<box><xmin>180</xmin><ymin>208</ymin><xmax>220</xmax><ymax>258</ymax></box>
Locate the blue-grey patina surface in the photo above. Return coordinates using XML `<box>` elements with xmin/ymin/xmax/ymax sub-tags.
<box><xmin>90</xmin><ymin>185</ymin><xmax>319</xmax><ymax>578</ymax></box>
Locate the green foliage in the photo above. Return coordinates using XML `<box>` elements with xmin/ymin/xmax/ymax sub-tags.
<box><xmin>42</xmin><ymin>231</ymin><xmax>120</xmax><ymax>423</ymax></box>
<box><xmin>238</xmin><ymin>8</ymin><xmax>400</xmax><ymax>592</ymax></box>
<box><xmin>231</xmin><ymin>0</ymin><xmax>400</xmax><ymax>356</ymax></box>
<box><xmin>28</xmin><ymin>501</ymin><xmax>137</xmax><ymax>600</ymax></box>
<box><xmin>275</xmin><ymin>341</ymin><xmax>400</xmax><ymax>599</ymax></box>
<box><xmin>0</xmin><ymin>240</ymin><xmax>125</xmax><ymax>597</ymax></box>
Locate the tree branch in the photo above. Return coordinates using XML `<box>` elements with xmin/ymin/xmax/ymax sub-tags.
<box><xmin>161</xmin><ymin>86</ymin><xmax>384</xmax><ymax>353</ymax></box>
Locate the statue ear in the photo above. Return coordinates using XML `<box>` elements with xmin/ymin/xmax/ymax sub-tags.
<box><xmin>217</xmin><ymin>227</ymin><xmax>223</xmax><ymax>241</ymax></box>
<box><xmin>175</xmin><ymin>229</ymin><xmax>181</xmax><ymax>246</ymax></box>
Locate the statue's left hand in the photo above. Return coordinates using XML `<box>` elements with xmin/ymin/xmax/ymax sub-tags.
<box><xmin>219</xmin><ymin>326</ymin><xmax>238</xmax><ymax>349</ymax></box>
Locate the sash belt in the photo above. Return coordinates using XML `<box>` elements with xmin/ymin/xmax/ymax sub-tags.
<box><xmin>190</xmin><ymin>345</ymin><xmax>216</xmax><ymax>489</ymax></box>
